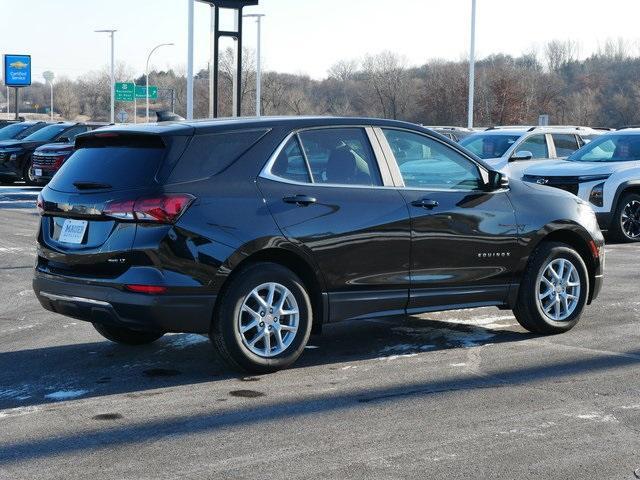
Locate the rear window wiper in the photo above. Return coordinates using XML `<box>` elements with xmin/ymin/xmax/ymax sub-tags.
<box><xmin>73</xmin><ymin>181</ymin><xmax>112</xmax><ymax>190</ymax></box>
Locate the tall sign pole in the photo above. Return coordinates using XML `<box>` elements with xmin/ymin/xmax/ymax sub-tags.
<box><xmin>467</xmin><ymin>0</ymin><xmax>477</xmax><ymax>129</ymax></box>
<box><xmin>3</xmin><ymin>54</ymin><xmax>32</xmax><ymax>120</ymax></box>
<box><xmin>200</xmin><ymin>0</ymin><xmax>258</xmax><ymax>118</ymax></box>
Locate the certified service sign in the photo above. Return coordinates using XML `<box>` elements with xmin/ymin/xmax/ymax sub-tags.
<box><xmin>4</xmin><ymin>54</ymin><xmax>32</xmax><ymax>87</ymax></box>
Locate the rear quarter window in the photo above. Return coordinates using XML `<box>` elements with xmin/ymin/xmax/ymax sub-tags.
<box><xmin>166</xmin><ymin>129</ymin><xmax>268</xmax><ymax>183</ymax></box>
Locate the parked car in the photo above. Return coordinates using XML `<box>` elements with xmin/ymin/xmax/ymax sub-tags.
<box><xmin>459</xmin><ymin>126</ymin><xmax>605</xmax><ymax>177</ymax></box>
<box><xmin>0</xmin><ymin>120</ymin><xmax>47</xmax><ymax>141</ymax></box>
<box><xmin>33</xmin><ymin>117</ymin><xmax>604</xmax><ymax>373</ymax></box>
<box><xmin>422</xmin><ymin>126</ymin><xmax>473</xmax><ymax>142</ymax></box>
<box><xmin>523</xmin><ymin>128</ymin><xmax>640</xmax><ymax>242</ymax></box>
<box><xmin>30</xmin><ymin>122</ymin><xmax>109</xmax><ymax>184</ymax></box>
<box><xmin>0</xmin><ymin>122</ymin><xmax>95</xmax><ymax>184</ymax></box>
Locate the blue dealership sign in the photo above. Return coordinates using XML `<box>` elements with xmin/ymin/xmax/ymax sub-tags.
<box><xmin>3</xmin><ymin>54</ymin><xmax>32</xmax><ymax>87</ymax></box>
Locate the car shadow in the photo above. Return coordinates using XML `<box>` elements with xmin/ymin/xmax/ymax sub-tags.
<box><xmin>0</xmin><ymin>312</ymin><xmax>531</xmax><ymax>410</ymax></box>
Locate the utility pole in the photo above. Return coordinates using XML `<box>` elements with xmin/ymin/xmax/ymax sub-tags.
<box><xmin>244</xmin><ymin>13</ymin><xmax>265</xmax><ymax>117</ymax></box>
<box><xmin>95</xmin><ymin>29</ymin><xmax>117</xmax><ymax>123</ymax></box>
<box><xmin>43</xmin><ymin>71</ymin><xmax>54</xmax><ymax>121</ymax></box>
<box><xmin>186</xmin><ymin>0</ymin><xmax>195</xmax><ymax>120</ymax></box>
<box><xmin>467</xmin><ymin>0</ymin><xmax>477</xmax><ymax>129</ymax></box>
<box><xmin>146</xmin><ymin>43</ymin><xmax>174</xmax><ymax>122</ymax></box>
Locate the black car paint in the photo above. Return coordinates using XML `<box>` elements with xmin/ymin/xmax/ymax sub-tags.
<box><xmin>32</xmin><ymin>117</ymin><xmax>604</xmax><ymax>335</ymax></box>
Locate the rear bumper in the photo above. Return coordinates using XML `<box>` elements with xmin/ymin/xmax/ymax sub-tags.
<box><xmin>33</xmin><ymin>272</ymin><xmax>216</xmax><ymax>334</ymax></box>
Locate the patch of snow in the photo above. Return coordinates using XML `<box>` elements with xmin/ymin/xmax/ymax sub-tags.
<box><xmin>305</xmin><ymin>345</ymin><xmax>319</xmax><ymax>349</ymax></box>
<box><xmin>164</xmin><ymin>333</ymin><xmax>209</xmax><ymax>349</ymax></box>
<box><xmin>574</xmin><ymin>412</ymin><xmax>617</xmax><ymax>423</ymax></box>
<box><xmin>450</xmin><ymin>363</ymin><xmax>467</xmax><ymax>367</ymax></box>
<box><xmin>378</xmin><ymin>353</ymin><xmax>418</xmax><ymax>361</ymax></box>
<box><xmin>0</xmin><ymin>406</ymin><xmax>40</xmax><ymax>419</ymax></box>
<box><xmin>44</xmin><ymin>389</ymin><xmax>89</xmax><ymax>401</ymax></box>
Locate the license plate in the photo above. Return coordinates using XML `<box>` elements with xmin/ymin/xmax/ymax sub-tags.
<box><xmin>34</xmin><ymin>168</ymin><xmax>42</xmax><ymax>176</ymax></box>
<box><xmin>58</xmin><ymin>219</ymin><xmax>88</xmax><ymax>244</ymax></box>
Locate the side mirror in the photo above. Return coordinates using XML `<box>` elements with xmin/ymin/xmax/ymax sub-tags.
<box><xmin>487</xmin><ymin>170</ymin><xmax>509</xmax><ymax>190</ymax></box>
<box><xmin>509</xmin><ymin>150</ymin><xmax>533</xmax><ymax>162</ymax></box>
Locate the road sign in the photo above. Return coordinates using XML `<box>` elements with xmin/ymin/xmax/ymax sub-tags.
<box><xmin>3</xmin><ymin>54</ymin><xmax>32</xmax><ymax>87</ymax></box>
<box><xmin>115</xmin><ymin>82</ymin><xmax>134</xmax><ymax>102</ymax></box>
<box><xmin>135</xmin><ymin>85</ymin><xmax>158</xmax><ymax>100</ymax></box>
<box><xmin>117</xmin><ymin>109</ymin><xmax>129</xmax><ymax>123</ymax></box>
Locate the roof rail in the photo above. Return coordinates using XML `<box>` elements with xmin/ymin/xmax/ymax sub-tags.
<box><xmin>617</xmin><ymin>125</ymin><xmax>640</xmax><ymax>130</ymax></box>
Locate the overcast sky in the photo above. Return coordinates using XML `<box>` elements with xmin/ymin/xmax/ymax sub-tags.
<box><xmin>2</xmin><ymin>0</ymin><xmax>640</xmax><ymax>82</ymax></box>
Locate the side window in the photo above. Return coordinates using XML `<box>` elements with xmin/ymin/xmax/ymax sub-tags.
<box><xmin>297</xmin><ymin>128</ymin><xmax>382</xmax><ymax>186</ymax></box>
<box><xmin>61</xmin><ymin>126</ymin><xmax>87</xmax><ymax>141</ymax></box>
<box><xmin>517</xmin><ymin>134</ymin><xmax>549</xmax><ymax>158</ymax></box>
<box><xmin>382</xmin><ymin>129</ymin><xmax>482</xmax><ymax>190</ymax></box>
<box><xmin>552</xmin><ymin>134</ymin><xmax>579</xmax><ymax>157</ymax></box>
<box><xmin>271</xmin><ymin>137</ymin><xmax>311</xmax><ymax>183</ymax></box>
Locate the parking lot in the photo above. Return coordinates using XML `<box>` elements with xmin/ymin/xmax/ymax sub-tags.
<box><xmin>0</xmin><ymin>184</ymin><xmax>639</xmax><ymax>479</ymax></box>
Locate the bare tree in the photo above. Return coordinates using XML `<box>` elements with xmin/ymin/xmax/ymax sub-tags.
<box><xmin>362</xmin><ymin>51</ymin><xmax>411</xmax><ymax>119</ymax></box>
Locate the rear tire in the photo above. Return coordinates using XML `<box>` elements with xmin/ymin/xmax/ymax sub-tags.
<box><xmin>513</xmin><ymin>241</ymin><xmax>589</xmax><ymax>334</ymax></box>
<box><xmin>611</xmin><ymin>193</ymin><xmax>640</xmax><ymax>243</ymax></box>
<box><xmin>211</xmin><ymin>262</ymin><xmax>313</xmax><ymax>373</ymax></box>
<box><xmin>93</xmin><ymin>323</ymin><xmax>164</xmax><ymax>345</ymax></box>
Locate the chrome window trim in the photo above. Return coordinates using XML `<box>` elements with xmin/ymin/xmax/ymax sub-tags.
<box><xmin>375</xmin><ymin>126</ymin><xmax>496</xmax><ymax>193</ymax></box>
<box><xmin>259</xmin><ymin>125</ymin><xmax>399</xmax><ymax>190</ymax></box>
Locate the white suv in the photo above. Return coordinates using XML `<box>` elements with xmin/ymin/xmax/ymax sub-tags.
<box><xmin>522</xmin><ymin>128</ymin><xmax>640</xmax><ymax>242</ymax></box>
<box><xmin>459</xmin><ymin>126</ymin><xmax>605</xmax><ymax>177</ymax></box>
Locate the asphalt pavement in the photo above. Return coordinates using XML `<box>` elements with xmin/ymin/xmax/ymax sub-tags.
<box><xmin>0</xmin><ymin>184</ymin><xmax>639</xmax><ymax>479</ymax></box>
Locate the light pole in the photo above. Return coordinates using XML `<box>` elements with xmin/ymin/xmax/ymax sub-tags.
<box><xmin>43</xmin><ymin>71</ymin><xmax>54</xmax><ymax>121</ymax></box>
<box><xmin>146</xmin><ymin>43</ymin><xmax>174</xmax><ymax>122</ymax></box>
<box><xmin>95</xmin><ymin>29</ymin><xmax>117</xmax><ymax>123</ymax></box>
<box><xmin>186</xmin><ymin>0</ymin><xmax>195</xmax><ymax>120</ymax></box>
<box><xmin>244</xmin><ymin>13</ymin><xmax>265</xmax><ymax>117</ymax></box>
<box><xmin>467</xmin><ymin>0</ymin><xmax>476</xmax><ymax>129</ymax></box>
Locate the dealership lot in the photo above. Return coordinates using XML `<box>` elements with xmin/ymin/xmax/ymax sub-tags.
<box><xmin>0</xmin><ymin>185</ymin><xmax>639</xmax><ymax>479</ymax></box>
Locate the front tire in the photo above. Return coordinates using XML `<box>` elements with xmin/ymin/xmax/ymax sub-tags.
<box><xmin>22</xmin><ymin>159</ymin><xmax>37</xmax><ymax>186</ymax></box>
<box><xmin>93</xmin><ymin>323</ymin><xmax>164</xmax><ymax>345</ymax></box>
<box><xmin>513</xmin><ymin>241</ymin><xmax>589</xmax><ymax>334</ymax></box>
<box><xmin>211</xmin><ymin>262</ymin><xmax>313</xmax><ymax>373</ymax></box>
<box><xmin>611</xmin><ymin>193</ymin><xmax>640</xmax><ymax>242</ymax></box>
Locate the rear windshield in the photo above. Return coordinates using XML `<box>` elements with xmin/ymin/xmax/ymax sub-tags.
<box><xmin>48</xmin><ymin>134</ymin><xmax>167</xmax><ymax>192</ymax></box>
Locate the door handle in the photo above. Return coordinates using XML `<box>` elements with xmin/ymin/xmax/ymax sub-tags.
<box><xmin>283</xmin><ymin>194</ymin><xmax>317</xmax><ymax>206</ymax></box>
<box><xmin>411</xmin><ymin>198</ymin><xmax>439</xmax><ymax>209</ymax></box>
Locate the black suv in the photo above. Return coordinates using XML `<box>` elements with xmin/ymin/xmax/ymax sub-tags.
<box><xmin>0</xmin><ymin>122</ymin><xmax>93</xmax><ymax>184</ymax></box>
<box><xmin>0</xmin><ymin>121</ymin><xmax>47</xmax><ymax>141</ymax></box>
<box><xmin>33</xmin><ymin>117</ymin><xmax>604</xmax><ymax>372</ymax></box>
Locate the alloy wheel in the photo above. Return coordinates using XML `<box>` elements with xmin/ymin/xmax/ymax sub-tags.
<box><xmin>237</xmin><ymin>282</ymin><xmax>300</xmax><ymax>358</ymax></box>
<box><xmin>536</xmin><ymin>258</ymin><xmax>581</xmax><ymax>321</ymax></box>
<box><xmin>620</xmin><ymin>200</ymin><xmax>640</xmax><ymax>239</ymax></box>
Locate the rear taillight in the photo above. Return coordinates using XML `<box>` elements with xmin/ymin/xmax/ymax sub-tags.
<box><xmin>53</xmin><ymin>155</ymin><xmax>68</xmax><ymax>169</ymax></box>
<box><xmin>103</xmin><ymin>194</ymin><xmax>195</xmax><ymax>224</ymax></box>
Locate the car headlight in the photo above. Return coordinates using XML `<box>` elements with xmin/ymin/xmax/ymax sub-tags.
<box><xmin>9</xmin><ymin>153</ymin><xmax>17</xmax><ymax>161</ymax></box>
<box><xmin>589</xmin><ymin>182</ymin><xmax>605</xmax><ymax>207</ymax></box>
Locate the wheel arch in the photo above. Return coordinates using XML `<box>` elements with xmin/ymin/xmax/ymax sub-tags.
<box><xmin>213</xmin><ymin>244</ymin><xmax>328</xmax><ymax>334</ymax></box>
<box><xmin>532</xmin><ymin>228</ymin><xmax>599</xmax><ymax>304</ymax></box>
<box><xmin>612</xmin><ymin>181</ymin><xmax>640</xmax><ymax>215</ymax></box>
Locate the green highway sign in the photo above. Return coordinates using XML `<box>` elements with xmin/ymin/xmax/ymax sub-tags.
<box><xmin>135</xmin><ymin>85</ymin><xmax>158</xmax><ymax>100</ymax></box>
<box><xmin>115</xmin><ymin>82</ymin><xmax>134</xmax><ymax>101</ymax></box>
